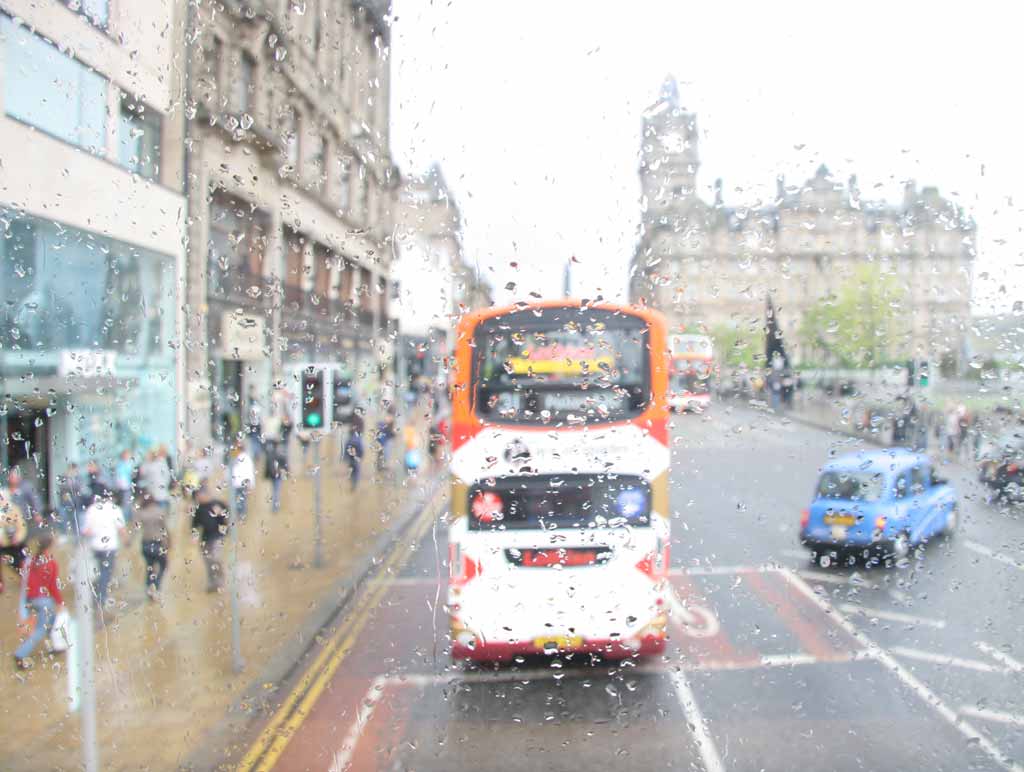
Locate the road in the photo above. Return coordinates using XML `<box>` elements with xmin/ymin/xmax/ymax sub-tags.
<box><xmin>235</xmin><ymin>405</ymin><xmax>1024</xmax><ymax>772</ymax></box>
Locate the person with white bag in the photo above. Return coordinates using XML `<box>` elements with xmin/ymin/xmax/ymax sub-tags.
<box><xmin>14</xmin><ymin>532</ymin><xmax>66</xmax><ymax>669</ymax></box>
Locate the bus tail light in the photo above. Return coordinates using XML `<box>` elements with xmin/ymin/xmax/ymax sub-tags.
<box><xmin>471</xmin><ymin>491</ymin><xmax>503</xmax><ymax>523</ymax></box>
<box><xmin>874</xmin><ymin>515</ymin><xmax>887</xmax><ymax>531</ymax></box>
<box><xmin>800</xmin><ymin>509</ymin><xmax>810</xmax><ymax>529</ymax></box>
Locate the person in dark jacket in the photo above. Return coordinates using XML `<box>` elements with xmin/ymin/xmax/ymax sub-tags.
<box><xmin>265</xmin><ymin>440</ymin><xmax>289</xmax><ymax>513</ymax></box>
<box><xmin>344</xmin><ymin>428</ymin><xmax>364</xmax><ymax>491</ymax></box>
<box><xmin>191</xmin><ymin>486</ymin><xmax>228</xmax><ymax>592</ymax></box>
<box><xmin>136</xmin><ymin>492</ymin><xmax>170</xmax><ymax>600</ymax></box>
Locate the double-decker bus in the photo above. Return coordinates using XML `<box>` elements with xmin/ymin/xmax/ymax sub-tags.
<box><xmin>447</xmin><ymin>301</ymin><xmax>671</xmax><ymax>661</ymax></box>
<box><xmin>669</xmin><ymin>333</ymin><xmax>714</xmax><ymax>413</ymax></box>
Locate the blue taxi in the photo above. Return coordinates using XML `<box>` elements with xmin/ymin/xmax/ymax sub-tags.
<box><xmin>800</xmin><ymin>449</ymin><xmax>958</xmax><ymax>566</ymax></box>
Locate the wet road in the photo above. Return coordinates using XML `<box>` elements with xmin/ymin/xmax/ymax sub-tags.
<box><xmin>238</xmin><ymin>405</ymin><xmax>1024</xmax><ymax>772</ymax></box>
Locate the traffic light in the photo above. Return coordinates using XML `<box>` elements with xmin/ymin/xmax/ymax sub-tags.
<box><xmin>918</xmin><ymin>360</ymin><xmax>929</xmax><ymax>387</ymax></box>
<box><xmin>301</xmin><ymin>368</ymin><xmax>326</xmax><ymax>429</ymax></box>
<box><xmin>905</xmin><ymin>359</ymin><xmax>915</xmax><ymax>388</ymax></box>
<box><xmin>332</xmin><ymin>372</ymin><xmax>352</xmax><ymax>424</ymax></box>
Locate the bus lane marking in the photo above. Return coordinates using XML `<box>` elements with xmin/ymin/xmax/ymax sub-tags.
<box><xmin>838</xmin><ymin>603</ymin><xmax>946</xmax><ymax>630</ymax></box>
<box><xmin>328</xmin><ymin>674</ymin><xmax>390</xmax><ymax>772</ymax></box>
<box><xmin>959</xmin><ymin>706</ymin><xmax>1024</xmax><ymax>728</ymax></box>
<box><xmin>237</xmin><ymin>489</ymin><xmax>443</xmax><ymax>772</ymax></box>
<box><xmin>668</xmin><ymin>669</ymin><xmax>726</xmax><ymax>772</ymax></box>
<box><xmin>780</xmin><ymin>568</ymin><xmax>1023</xmax><ymax>772</ymax></box>
<box><xmin>964</xmin><ymin>539</ymin><xmax>1024</xmax><ymax>571</ymax></box>
<box><xmin>889</xmin><ymin>646</ymin><xmax>1005</xmax><ymax>674</ymax></box>
<box><xmin>976</xmin><ymin>641</ymin><xmax>1024</xmax><ymax>673</ymax></box>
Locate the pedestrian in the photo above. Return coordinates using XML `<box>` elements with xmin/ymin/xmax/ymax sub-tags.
<box><xmin>0</xmin><ymin>489</ymin><xmax>28</xmax><ymax>594</ymax></box>
<box><xmin>428</xmin><ymin>421</ymin><xmax>445</xmax><ymax>467</ymax></box>
<box><xmin>139</xmin><ymin>450</ymin><xmax>172</xmax><ymax>514</ymax></box>
<box><xmin>81</xmin><ymin>486</ymin><xmax>127</xmax><ymax>610</ymax></box>
<box><xmin>945</xmin><ymin>407</ymin><xmax>960</xmax><ymax>459</ymax></box>
<box><xmin>296</xmin><ymin>425</ymin><xmax>312</xmax><ymax>468</ymax></box>
<box><xmin>403</xmin><ymin>423</ymin><xmax>422</xmax><ymax>477</ymax></box>
<box><xmin>375</xmin><ymin>413</ymin><xmax>396</xmax><ymax>473</ymax></box>
<box><xmin>265</xmin><ymin>439</ymin><xmax>289</xmax><ymax>513</ymax></box>
<box><xmin>57</xmin><ymin>463</ymin><xmax>87</xmax><ymax>537</ymax></box>
<box><xmin>191</xmin><ymin>486</ymin><xmax>228</xmax><ymax>592</ymax></box>
<box><xmin>136</xmin><ymin>492</ymin><xmax>169</xmax><ymax>600</ymax></box>
<box><xmin>13</xmin><ymin>532</ymin><xmax>64</xmax><ymax>669</ymax></box>
<box><xmin>343</xmin><ymin>427</ymin><xmax>364</xmax><ymax>492</ymax></box>
<box><xmin>246</xmin><ymin>391</ymin><xmax>264</xmax><ymax>463</ymax></box>
<box><xmin>85</xmin><ymin>459</ymin><xmax>110</xmax><ymax>501</ymax></box>
<box><xmin>229</xmin><ymin>444</ymin><xmax>256</xmax><ymax>520</ymax></box>
<box><xmin>114</xmin><ymin>449</ymin><xmax>135</xmax><ymax>522</ymax></box>
<box><xmin>8</xmin><ymin>468</ymin><xmax>43</xmax><ymax>531</ymax></box>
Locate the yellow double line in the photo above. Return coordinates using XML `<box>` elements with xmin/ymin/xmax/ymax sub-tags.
<box><xmin>237</xmin><ymin>491</ymin><xmax>443</xmax><ymax>771</ymax></box>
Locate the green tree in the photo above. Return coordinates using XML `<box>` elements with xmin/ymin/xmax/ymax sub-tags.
<box><xmin>799</xmin><ymin>265</ymin><xmax>908</xmax><ymax>369</ymax></box>
<box><xmin>710</xmin><ymin>321</ymin><xmax>762</xmax><ymax>368</ymax></box>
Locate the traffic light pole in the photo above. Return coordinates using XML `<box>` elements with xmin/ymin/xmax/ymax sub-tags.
<box><xmin>313</xmin><ymin>434</ymin><xmax>324</xmax><ymax>569</ymax></box>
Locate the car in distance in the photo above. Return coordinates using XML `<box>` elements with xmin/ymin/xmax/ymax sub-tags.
<box><xmin>800</xmin><ymin>449</ymin><xmax>958</xmax><ymax>567</ymax></box>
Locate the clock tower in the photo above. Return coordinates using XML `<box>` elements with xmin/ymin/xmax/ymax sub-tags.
<box><xmin>640</xmin><ymin>75</ymin><xmax>701</xmax><ymax>208</ymax></box>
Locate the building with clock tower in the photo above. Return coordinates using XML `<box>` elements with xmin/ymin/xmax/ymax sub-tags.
<box><xmin>629</xmin><ymin>76</ymin><xmax>976</xmax><ymax>369</ymax></box>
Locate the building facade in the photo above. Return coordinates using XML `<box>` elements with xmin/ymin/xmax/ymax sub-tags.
<box><xmin>630</xmin><ymin>77</ymin><xmax>976</xmax><ymax>368</ymax></box>
<box><xmin>0</xmin><ymin>0</ymin><xmax>186</xmax><ymax>504</ymax></box>
<box><xmin>393</xmin><ymin>163</ymin><xmax>492</xmax><ymax>396</ymax></box>
<box><xmin>184</xmin><ymin>0</ymin><xmax>398</xmax><ymax>446</ymax></box>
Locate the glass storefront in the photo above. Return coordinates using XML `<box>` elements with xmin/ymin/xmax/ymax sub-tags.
<box><xmin>0</xmin><ymin>210</ymin><xmax>177</xmax><ymax>500</ymax></box>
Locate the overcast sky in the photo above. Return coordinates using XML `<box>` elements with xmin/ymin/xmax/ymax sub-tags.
<box><xmin>390</xmin><ymin>0</ymin><xmax>1023</xmax><ymax>314</ymax></box>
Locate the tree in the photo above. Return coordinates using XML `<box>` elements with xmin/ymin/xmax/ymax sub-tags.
<box><xmin>711</xmin><ymin>321</ymin><xmax>762</xmax><ymax>369</ymax></box>
<box><xmin>799</xmin><ymin>265</ymin><xmax>908</xmax><ymax>369</ymax></box>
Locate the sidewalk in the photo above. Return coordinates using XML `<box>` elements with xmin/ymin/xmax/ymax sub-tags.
<box><xmin>0</xmin><ymin>425</ymin><xmax>443</xmax><ymax>771</ymax></box>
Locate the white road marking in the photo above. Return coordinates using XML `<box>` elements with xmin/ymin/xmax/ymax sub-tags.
<box><xmin>797</xmin><ymin>570</ymin><xmax>852</xmax><ymax>585</ymax></box>
<box><xmin>329</xmin><ymin>674</ymin><xmax>389</xmax><ymax>772</ymax></box>
<box><xmin>781</xmin><ymin>569</ymin><xmax>1021</xmax><ymax>772</ymax></box>
<box><xmin>671</xmin><ymin>564</ymin><xmax>783</xmax><ymax>576</ymax></box>
<box><xmin>780</xmin><ymin>548</ymin><xmax>809</xmax><ymax>560</ymax></box>
<box><xmin>959</xmin><ymin>706</ymin><xmax>1024</xmax><ymax>728</ymax></box>
<box><xmin>669</xmin><ymin>668</ymin><xmax>726</xmax><ymax>772</ymax></box>
<box><xmin>838</xmin><ymin>603</ymin><xmax>946</xmax><ymax>630</ymax></box>
<box><xmin>888</xmin><ymin>589</ymin><xmax>910</xmax><ymax>604</ymax></box>
<box><xmin>976</xmin><ymin>641</ymin><xmax>1024</xmax><ymax>673</ymax></box>
<box><xmin>964</xmin><ymin>540</ymin><xmax>1024</xmax><ymax>571</ymax></box>
<box><xmin>668</xmin><ymin>590</ymin><xmax>721</xmax><ymax>639</ymax></box>
<box><xmin>889</xmin><ymin>646</ymin><xmax>1005</xmax><ymax>673</ymax></box>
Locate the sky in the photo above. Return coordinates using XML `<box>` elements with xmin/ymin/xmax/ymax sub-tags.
<box><xmin>390</xmin><ymin>0</ymin><xmax>1024</xmax><ymax>314</ymax></box>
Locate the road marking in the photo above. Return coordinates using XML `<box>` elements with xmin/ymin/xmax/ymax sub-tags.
<box><xmin>964</xmin><ymin>540</ymin><xmax>1024</xmax><ymax>571</ymax></box>
<box><xmin>328</xmin><ymin>675</ymin><xmax>389</xmax><ymax>772</ymax></box>
<box><xmin>671</xmin><ymin>564</ymin><xmax>783</xmax><ymax>576</ymax></box>
<box><xmin>889</xmin><ymin>646</ymin><xmax>1005</xmax><ymax>674</ymax></box>
<box><xmin>838</xmin><ymin>603</ymin><xmax>946</xmax><ymax>629</ymax></box>
<box><xmin>781</xmin><ymin>569</ymin><xmax>1022</xmax><ymax>772</ymax></box>
<box><xmin>669</xmin><ymin>669</ymin><xmax>725</xmax><ymax>772</ymax></box>
<box><xmin>797</xmin><ymin>570</ymin><xmax>851</xmax><ymax>585</ymax></box>
<box><xmin>668</xmin><ymin>589</ymin><xmax>721</xmax><ymax>639</ymax></box>
<box><xmin>237</xmin><ymin>488</ymin><xmax>443</xmax><ymax>772</ymax></box>
<box><xmin>976</xmin><ymin>641</ymin><xmax>1024</xmax><ymax>673</ymax></box>
<box><xmin>780</xmin><ymin>548</ymin><xmax>809</xmax><ymax>560</ymax></box>
<box><xmin>959</xmin><ymin>706</ymin><xmax>1024</xmax><ymax>728</ymax></box>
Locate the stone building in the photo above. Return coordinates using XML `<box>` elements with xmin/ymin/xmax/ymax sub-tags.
<box><xmin>0</xmin><ymin>0</ymin><xmax>187</xmax><ymax>503</ymax></box>
<box><xmin>184</xmin><ymin>0</ymin><xmax>397</xmax><ymax>446</ymax></box>
<box><xmin>393</xmin><ymin>163</ymin><xmax>491</xmax><ymax>394</ymax></box>
<box><xmin>630</xmin><ymin>77</ymin><xmax>976</xmax><ymax>368</ymax></box>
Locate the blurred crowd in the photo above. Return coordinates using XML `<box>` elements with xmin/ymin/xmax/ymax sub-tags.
<box><xmin>1</xmin><ymin>380</ymin><xmax>451</xmax><ymax>669</ymax></box>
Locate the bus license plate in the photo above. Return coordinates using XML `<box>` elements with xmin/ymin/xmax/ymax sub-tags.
<box><xmin>534</xmin><ymin>635</ymin><xmax>583</xmax><ymax>652</ymax></box>
<box><xmin>830</xmin><ymin>525</ymin><xmax>848</xmax><ymax>540</ymax></box>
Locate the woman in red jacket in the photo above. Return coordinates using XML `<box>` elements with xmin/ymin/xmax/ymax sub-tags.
<box><xmin>15</xmin><ymin>532</ymin><xmax>63</xmax><ymax>669</ymax></box>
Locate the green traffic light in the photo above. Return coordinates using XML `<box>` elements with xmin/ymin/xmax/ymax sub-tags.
<box><xmin>306</xmin><ymin>412</ymin><xmax>322</xmax><ymax>427</ymax></box>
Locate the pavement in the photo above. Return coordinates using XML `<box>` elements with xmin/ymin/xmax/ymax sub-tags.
<box><xmin>227</xmin><ymin>404</ymin><xmax>1024</xmax><ymax>772</ymax></box>
<box><xmin>0</xmin><ymin>420</ymin><xmax>438</xmax><ymax>772</ymax></box>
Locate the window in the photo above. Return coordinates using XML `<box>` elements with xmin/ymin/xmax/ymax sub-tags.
<box><xmin>334</xmin><ymin>152</ymin><xmax>352</xmax><ymax>211</ymax></box>
<box><xmin>2</xmin><ymin>16</ymin><xmax>107</xmax><ymax>153</ymax></box>
<box><xmin>910</xmin><ymin>466</ymin><xmax>928</xmax><ymax>495</ymax></box>
<box><xmin>208</xmin><ymin>192</ymin><xmax>269</xmax><ymax>295</ymax></box>
<box><xmin>118</xmin><ymin>95</ymin><xmax>162</xmax><ymax>180</ymax></box>
<box><xmin>309</xmin><ymin>132</ymin><xmax>326</xmax><ymax>192</ymax></box>
<box><xmin>281</xmin><ymin>107</ymin><xmax>300</xmax><ymax>170</ymax></box>
<box><xmin>231</xmin><ymin>50</ymin><xmax>256</xmax><ymax>115</ymax></box>
<box><xmin>63</xmin><ymin>0</ymin><xmax>108</xmax><ymax>29</ymax></box>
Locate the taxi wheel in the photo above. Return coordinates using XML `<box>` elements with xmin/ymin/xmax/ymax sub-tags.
<box><xmin>892</xmin><ymin>532</ymin><xmax>911</xmax><ymax>560</ymax></box>
<box><xmin>943</xmin><ymin>505</ymin><xmax>958</xmax><ymax>537</ymax></box>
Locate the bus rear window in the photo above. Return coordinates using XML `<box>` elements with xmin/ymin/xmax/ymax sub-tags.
<box><xmin>468</xmin><ymin>473</ymin><xmax>651</xmax><ymax>531</ymax></box>
<box><xmin>474</xmin><ymin>307</ymin><xmax>649</xmax><ymax>425</ymax></box>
